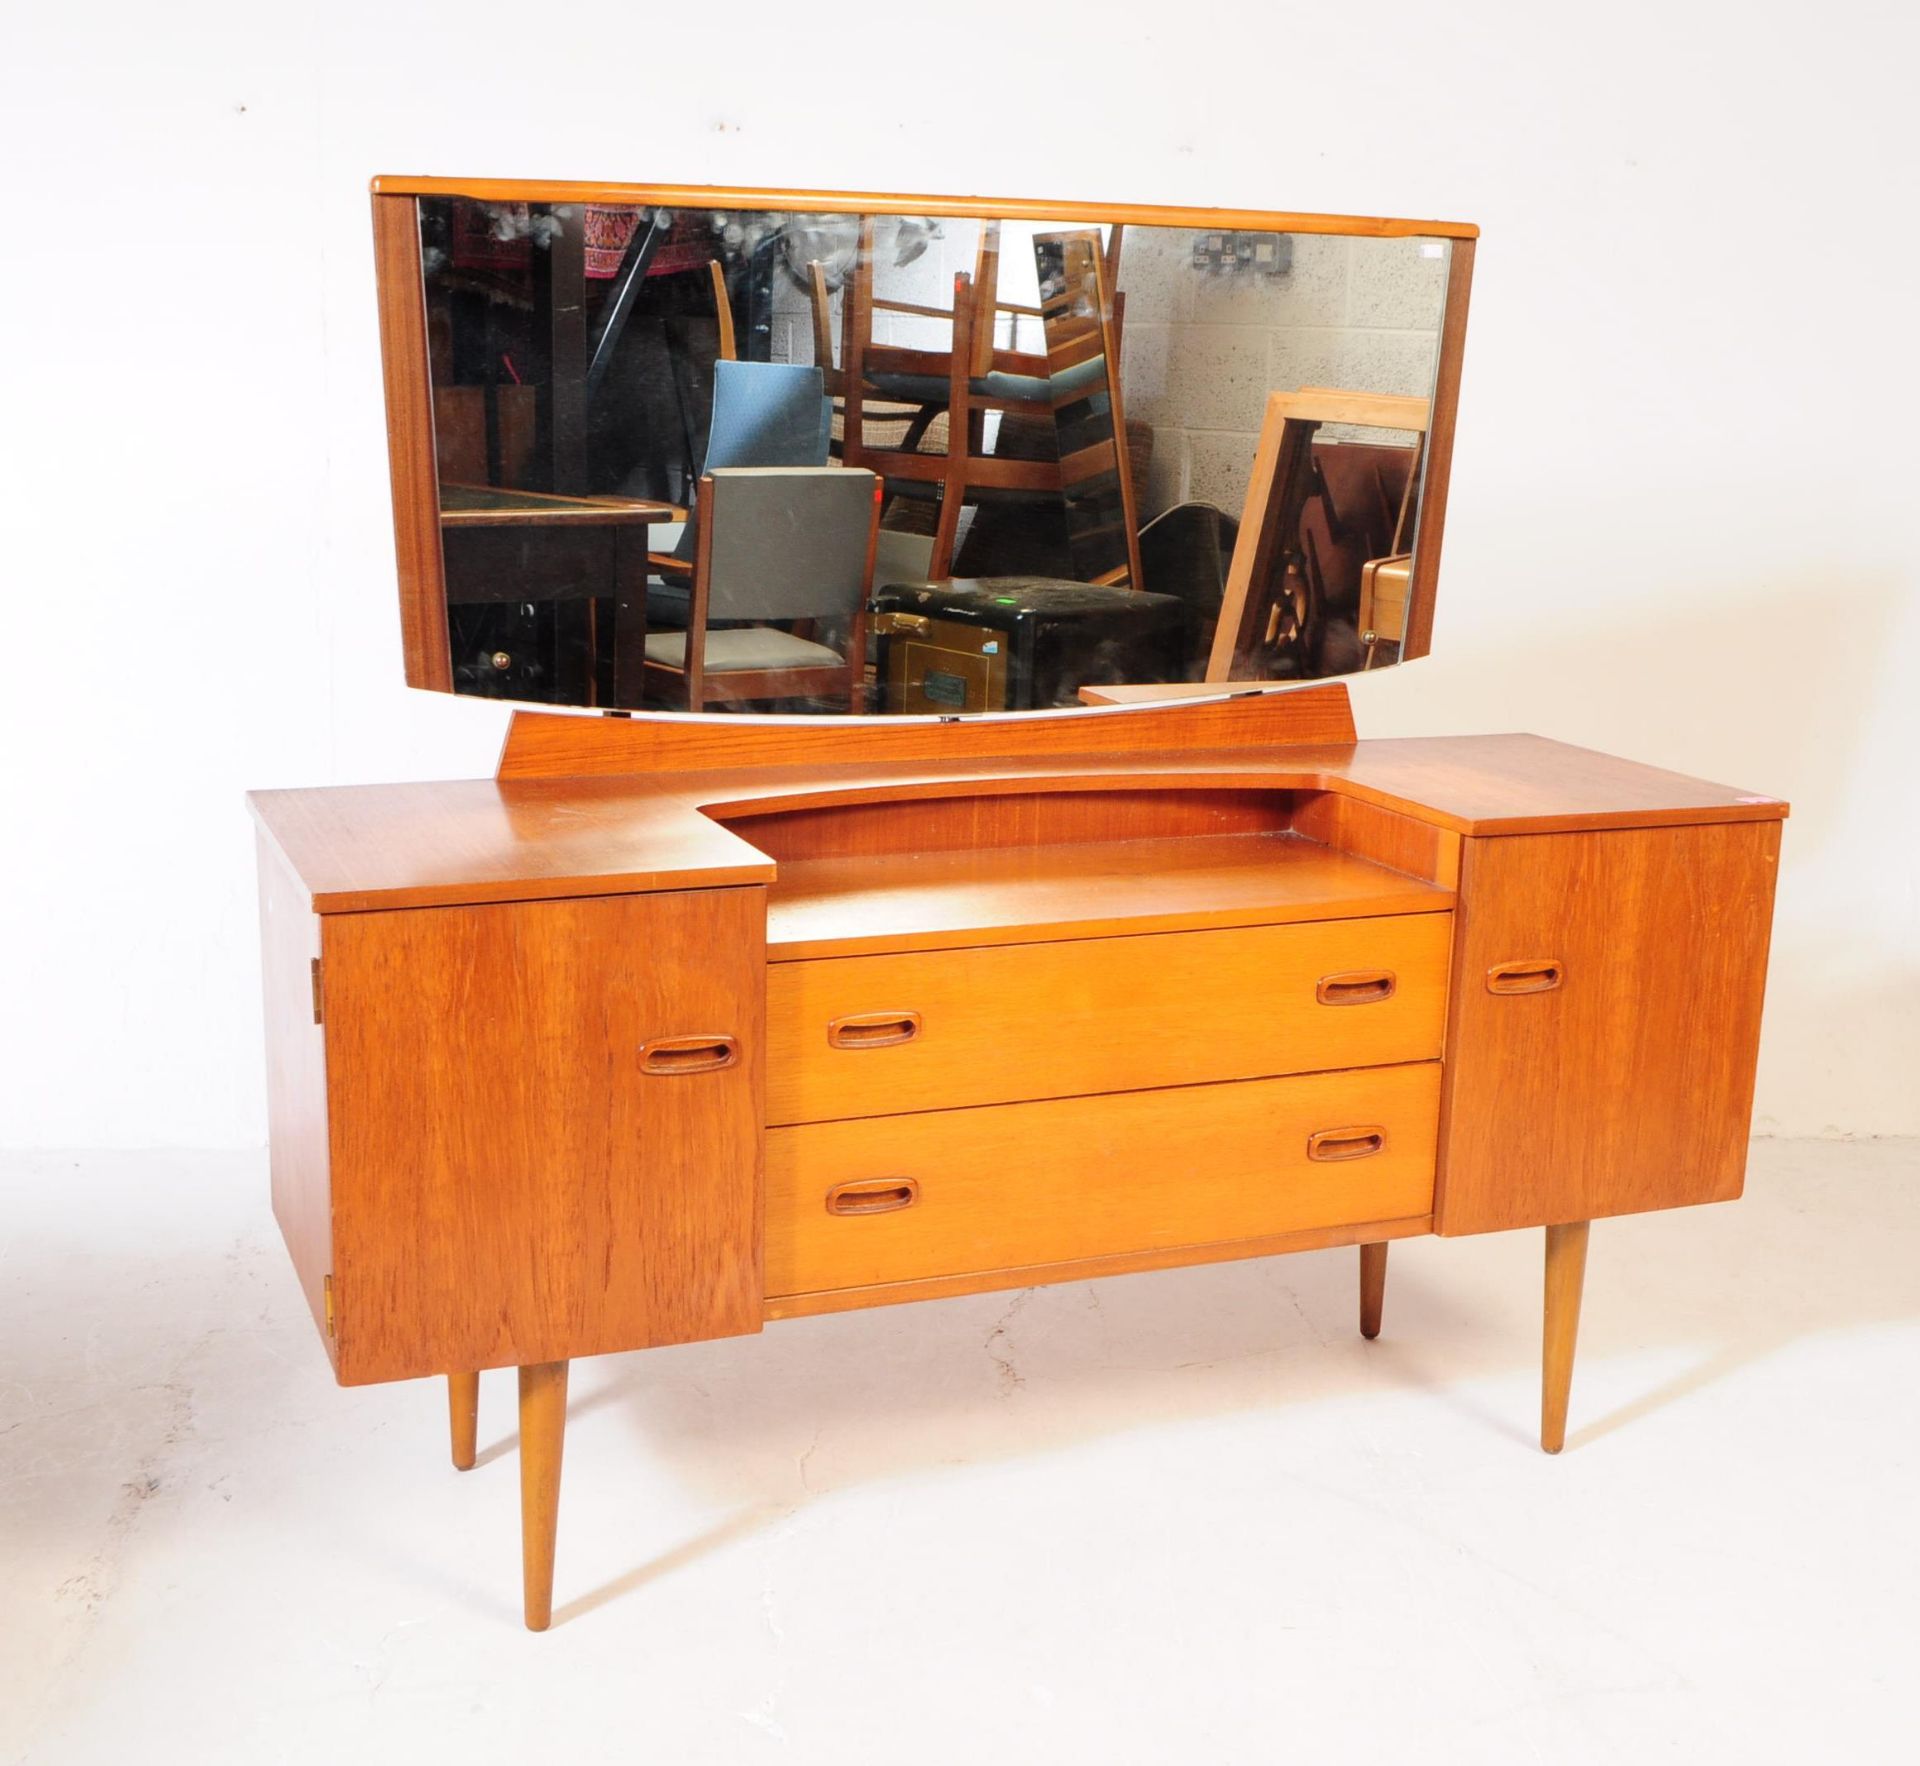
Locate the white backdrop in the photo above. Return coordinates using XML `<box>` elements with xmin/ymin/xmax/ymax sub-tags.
<box><xmin>3</xmin><ymin>2</ymin><xmax>1914</xmax><ymax>1148</ymax></box>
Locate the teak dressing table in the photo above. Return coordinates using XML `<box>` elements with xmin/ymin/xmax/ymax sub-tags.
<box><xmin>251</xmin><ymin>181</ymin><xmax>1786</xmax><ymax>1629</ymax></box>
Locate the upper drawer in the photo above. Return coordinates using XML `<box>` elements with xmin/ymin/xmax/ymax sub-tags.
<box><xmin>766</xmin><ymin>912</ymin><xmax>1451</xmax><ymax>1125</ymax></box>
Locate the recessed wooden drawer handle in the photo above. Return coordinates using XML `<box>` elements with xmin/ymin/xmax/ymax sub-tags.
<box><xmin>639</xmin><ymin>1034</ymin><xmax>740</xmax><ymax>1075</ymax></box>
<box><xmin>1486</xmin><ymin>959</ymin><xmax>1564</xmax><ymax>996</ymax></box>
<box><xmin>827</xmin><ymin>1010</ymin><xmax>923</xmax><ymax>1049</ymax></box>
<box><xmin>1306</xmin><ymin>1126</ymin><xmax>1388</xmax><ymax>1162</ymax></box>
<box><xmin>825</xmin><ymin>1177</ymin><xmax>921</xmax><ymax>1216</ymax></box>
<box><xmin>1316</xmin><ymin>970</ymin><xmax>1397</xmax><ymax>1006</ymax></box>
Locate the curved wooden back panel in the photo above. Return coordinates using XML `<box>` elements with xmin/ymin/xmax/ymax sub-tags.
<box><xmin>496</xmin><ymin>683</ymin><xmax>1357</xmax><ymax>779</ymax></box>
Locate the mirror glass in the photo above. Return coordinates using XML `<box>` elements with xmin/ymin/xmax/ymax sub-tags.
<box><xmin>413</xmin><ymin>196</ymin><xmax>1453</xmax><ymax>713</ymax></box>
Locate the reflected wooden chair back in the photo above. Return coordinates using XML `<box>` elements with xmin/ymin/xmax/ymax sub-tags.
<box><xmin>1032</xmin><ymin>229</ymin><xmax>1142</xmax><ymax>590</ymax></box>
<box><xmin>832</xmin><ymin>219</ymin><xmax>1064</xmax><ymax>578</ymax></box>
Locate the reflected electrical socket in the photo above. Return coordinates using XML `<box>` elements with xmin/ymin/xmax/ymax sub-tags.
<box><xmin>1190</xmin><ymin>230</ymin><xmax>1292</xmax><ymax>276</ymax></box>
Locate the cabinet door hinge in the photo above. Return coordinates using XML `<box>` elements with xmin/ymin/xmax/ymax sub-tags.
<box><xmin>323</xmin><ymin>1273</ymin><xmax>336</xmax><ymax>1336</ymax></box>
<box><xmin>310</xmin><ymin>957</ymin><xmax>324</xmax><ymax>1025</ymax></box>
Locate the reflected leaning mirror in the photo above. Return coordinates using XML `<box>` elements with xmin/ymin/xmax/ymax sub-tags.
<box><xmin>379</xmin><ymin>183</ymin><xmax>1471</xmax><ymax>716</ymax></box>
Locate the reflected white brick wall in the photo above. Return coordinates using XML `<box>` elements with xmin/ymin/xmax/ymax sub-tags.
<box><xmin>1119</xmin><ymin>230</ymin><xmax>1446</xmax><ymax>519</ymax></box>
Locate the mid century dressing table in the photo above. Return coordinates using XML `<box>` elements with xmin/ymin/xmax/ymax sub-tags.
<box><xmin>250</xmin><ymin>179</ymin><xmax>1786</xmax><ymax>1629</ymax></box>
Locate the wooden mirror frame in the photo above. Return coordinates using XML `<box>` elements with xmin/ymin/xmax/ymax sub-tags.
<box><xmin>369</xmin><ymin>177</ymin><xmax>1477</xmax><ymax>709</ymax></box>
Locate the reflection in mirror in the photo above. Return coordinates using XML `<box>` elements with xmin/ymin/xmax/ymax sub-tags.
<box><xmin>1203</xmin><ymin>388</ymin><xmax>1429</xmax><ymax>683</ymax></box>
<box><xmin>1034</xmin><ymin>229</ymin><xmax>1140</xmax><ymax>589</ymax></box>
<box><xmin>412</xmin><ymin>196</ymin><xmax>1453</xmax><ymax>713</ymax></box>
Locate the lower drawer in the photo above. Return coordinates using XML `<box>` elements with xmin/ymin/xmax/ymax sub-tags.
<box><xmin>764</xmin><ymin>1062</ymin><xmax>1439</xmax><ymax>1298</ymax></box>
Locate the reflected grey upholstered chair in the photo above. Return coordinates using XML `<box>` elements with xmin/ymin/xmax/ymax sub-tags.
<box><xmin>642</xmin><ymin>466</ymin><xmax>882</xmax><ymax>711</ymax></box>
<box><xmin>646</xmin><ymin>359</ymin><xmax>834</xmax><ymax>628</ymax></box>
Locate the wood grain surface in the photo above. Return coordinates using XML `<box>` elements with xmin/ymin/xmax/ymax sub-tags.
<box><xmin>763</xmin><ymin>1213</ymin><xmax>1434</xmax><ymax>1319</ymax></box>
<box><xmin>249</xmin><ymin>776</ymin><xmax>776</xmax><ymax>914</ymax></box>
<box><xmin>720</xmin><ymin>784</ymin><xmax>1295</xmax><ymax>861</ymax></box>
<box><xmin>320</xmin><ymin>888</ymin><xmax>766</xmax><ymax>1383</ymax></box>
<box><xmin>371</xmin><ymin>193</ymin><xmax>451</xmax><ymax>693</ymax></box>
<box><xmin>765</xmin><ymin>831</ymin><xmax>1454</xmax><ymax>959</ymax></box>
<box><xmin>1434</xmin><ymin>820</ymin><xmax>1782</xmax><ymax>1234</ymax></box>
<box><xmin>1359</xmin><ymin>1242</ymin><xmax>1389</xmax><ymax>1339</ymax></box>
<box><xmin>1402</xmin><ymin>237</ymin><xmax>1474</xmax><ymax>661</ymax></box>
<box><xmin>447</xmin><ymin>1371</ymin><xmax>479</xmax><ymax>1471</ymax></box>
<box><xmin>1540</xmin><ymin>1222</ymin><xmax>1590</xmax><ymax>1452</ymax></box>
<box><xmin>251</xmin><ymin>727</ymin><xmax>1786</xmax><ymax>919</ymax></box>
<box><xmin>517</xmin><ymin>1361</ymin><xmax>568</xmax><ymax>1629</ymax></box>
<box><xmin>370</xmin><ymin>178</ymin><xmax>1479</xmax><ymax>239</ymax></box>
<box><xmin>1291</xmin><ymin>789</ymin><xmax>1462</xmax><ymax>887</ymax></box>
<box><xmin>765</xmin><ymin>1062</ymin><xmax>1442</xmax><ymax>1296</ymax></box>
<box><xmin>256</xmin><ymin>832</ymin><xmax>335</xmax><ymax>1366</ymax></box>
<box><xmin>766</xmin><ymin>913</ymin><xmax>1451</xmax><ymax>1125</ymax></box>
<box><xmin>495</xmin><ymin>684</ymin><xmax>1359</xmax><ymax>779</ymax></box>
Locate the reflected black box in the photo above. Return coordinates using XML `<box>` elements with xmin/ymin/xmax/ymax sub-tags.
<box><xmin>873</xmin><ymin>578</ymin><xmax>1191</xmax><ymax>714</ymax></box>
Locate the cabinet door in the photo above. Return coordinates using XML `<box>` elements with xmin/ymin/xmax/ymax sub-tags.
<box><xmin>320</xmin><ymin>887</ymin><xmax>764</xmax><ymax>1383</ymax></box>
<box><xmin>1434</xmin><ymin>821</ymin><xmax>1780</xmax><ymax>1235</ymax></box>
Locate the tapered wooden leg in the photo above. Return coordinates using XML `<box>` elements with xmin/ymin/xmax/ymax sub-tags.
<box><xmin>1358</xmin><ymin>1242</ymin><xmax>1388</xmax><ymax>1339</ymax></box>
<box><xmin>447</xmin><ymin>1372</ymin><xmax>479</xmax><ymax>1471</ymax></box>
<box><xmin>518</xmin><ymin>1361</ymin><xmax>569</xmax><ymax>1631</ymax></box>
<box><xmin>1541</xmin><ymin>1222</ymin><xmax>1590</xmax><ymax>1454</ymax></box>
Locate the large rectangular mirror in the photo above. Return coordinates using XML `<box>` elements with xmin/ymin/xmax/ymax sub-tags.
<box><xmin>373</xmin><ymin>180</ymin><xmax>1473</xmax><ymax>716</ymax></box>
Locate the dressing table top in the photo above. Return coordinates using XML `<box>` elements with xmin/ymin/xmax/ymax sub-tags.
<box><xmin>250</xmin><ymin>726</ymin><xmax>1787</xmax><ymax>917</ymax></box>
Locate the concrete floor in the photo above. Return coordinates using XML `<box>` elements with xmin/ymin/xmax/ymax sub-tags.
<box><xmin>2</xmin><ymin>1139</ymin><xmax>1915</xmax><ymax>1764</ymax></box>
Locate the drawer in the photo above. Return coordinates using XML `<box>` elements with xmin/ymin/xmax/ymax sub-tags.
<box><xmin>765</xmin><ymin>1061</ymin><xmax>1440</xmax><ymax>1297</ymax></box>
<box><xmin>766</xmin><ymin>913</ymin><xmax>1450</xmax><ymax>1125</ymax></box>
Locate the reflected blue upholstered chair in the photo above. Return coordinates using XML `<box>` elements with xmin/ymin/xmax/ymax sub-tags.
<box><xmin>647</xmin><ymin>361</ymin><xmax>832</xmax><ymax>627</ymax></box>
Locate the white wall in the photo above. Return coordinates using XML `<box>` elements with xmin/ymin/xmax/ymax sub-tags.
<box><xmin>3</xmin><ymin>1</ymin><xmax>1914</xmax><ymax>1148</ymax></box>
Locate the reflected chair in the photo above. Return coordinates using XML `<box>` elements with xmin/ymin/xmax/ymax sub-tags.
<box><xmin>834</xmin><ymin>219</ymin><xmax>1066</xmax><ymax>578</ymax></box>
<box><xmin>669</xmin><ymin>330</ymin><xmax>824</xmax><ymax>488</ymax></box>
<box><xmin>685</xmin><ymin>358</ymin><xmax>831</xmax><ymax>480</ymax></box>
<box><xmin>1032</xmin><ymin>228</ymin><xmax>1143</xmax><ymax>589</ymax></box>
<box><xmin>645</xmin><ymin>359</ymin><xmax>832</xmax><ymax>628</ymax></box>
<box><xmin>641</xmin><ymin>466</ymin><xmax>882</xmax><ymax>711</ymax></box>
<box><xmin>808</xmin><ymin>260</ymin><xmax>941</xmax><ymax>460</ymax></box>
<box><xmin>704</xmin><ymin>259</ymin><xmax>737</xmax><ymax>363</ymax></box>
<box><xmin>653</xmin><ymin>258</ymin><xmax>743</xmax><ymax>485</ymax></box>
